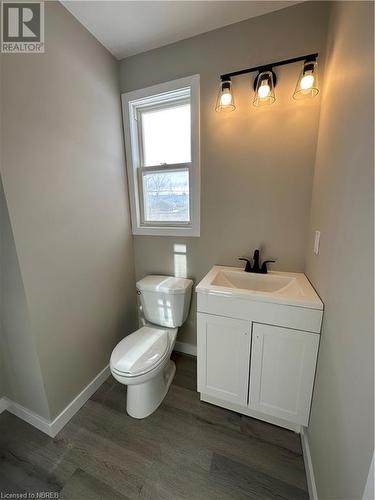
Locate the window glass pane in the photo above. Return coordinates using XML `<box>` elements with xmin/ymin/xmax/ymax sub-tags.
<box><xmin>142</xmin><ymin>169</ymin><xmax>190</xmax><ymax>223</ymax></box>
<box><xmin>141</xmin><ymin>103</ymin><xmax>191</xmax><ymax>166</ymax></box>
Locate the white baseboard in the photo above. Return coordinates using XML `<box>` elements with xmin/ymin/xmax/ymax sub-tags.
<box><xmin>2</xmin><ymin>364</ymin><xmax>110</xmax><ymax>438</ymax></box>
<box><xmin>0</xmin><ymin>397</ymin><xmax>11</xmax><ymax>414</ymax></box>
<box><xmin>174</xmin><ymin>341</ymin><xmax>197</xmax><ymax>356</ymax></box>
<box><xmin>49</xmin><ymin>364</ymin><xmax>110</xmax><ymax>437</ymax></box>
<box><xmin>8</xmin><ymin>399</ymin><xmax>53</xmax><ymax>436</ymax></box>
<box><xmin>301</xmin><ymin>427</ymin><xmax>318</xmax><ymax>500</ymax></box>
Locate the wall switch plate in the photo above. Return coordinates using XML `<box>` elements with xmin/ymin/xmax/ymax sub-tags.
<box><xmin>314</xmin><ymin>230</ymin><xmax>320</xmax><ymax>255</ymax></box>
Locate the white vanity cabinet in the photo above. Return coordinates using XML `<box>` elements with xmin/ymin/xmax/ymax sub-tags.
<box><xmin>197</xmin><ymin>314</ymin><xmax>251</xmax><ymax>405</ymax></box>
<box><xmin>196</xmin><ymin>266</ymin><xmax>323</xmax><ymax>433</ymax></box>
<box><xmin>248</xmin><ymin>323</ymin><xmax>319</xmax><ymax>426</ymax></box>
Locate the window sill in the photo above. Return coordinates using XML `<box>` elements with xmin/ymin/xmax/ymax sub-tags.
<box><xmin>132</xmin><ymin>225</ymin><xmax>200</xmax><ymax>237</ymax></box>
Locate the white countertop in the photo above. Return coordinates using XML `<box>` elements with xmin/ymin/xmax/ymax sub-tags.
<box><xmin>196</xmin><ymin>266</ymin><xmax>323</xmax><ymax>310</ymax></box>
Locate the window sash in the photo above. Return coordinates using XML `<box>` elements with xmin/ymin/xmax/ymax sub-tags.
<box><xmin>135</xmin><ymin>97</ymin><xmax>191</xmax><ymax>169</ymax></box>
<box><xmin>137</xmin><ymin>163</ymin><xmax>192</xmax><ymax>227</ymax></box>
<box><xmin>132</xmin><ymin>87</ymin><xmax>190</xmax><ymax>114</ymax></box>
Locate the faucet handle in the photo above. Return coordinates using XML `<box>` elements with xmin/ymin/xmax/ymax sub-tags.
<box><xmin>260</xmin><ymin>260</ymin><xmax>276</xmax><ymax>274</ymax></box>
<box><xmin>239</xmin><ymin>258</ymin><xmax>252</xmax><ymax>272</ymax></box>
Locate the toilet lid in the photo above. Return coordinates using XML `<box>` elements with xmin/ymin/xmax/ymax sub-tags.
<box><xmin>110</xmin><ymin>326</ymin><xmax>170</xmax><ymax>377</ymax></box>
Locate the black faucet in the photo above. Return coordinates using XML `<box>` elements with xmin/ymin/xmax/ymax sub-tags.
<box><xmin>252</xmin><ymin>249</ymin><xmax>261</xmax><ymax>273</ymax></box>
<box><xmin>239</xmin><ymin>249</ymin><xmax>275</xmax><ymax>274</ymax></box>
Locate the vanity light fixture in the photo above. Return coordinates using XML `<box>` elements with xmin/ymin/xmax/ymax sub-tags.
<box><xmin>216</xmin><ymin>53</ymin><xmax>319</xmax><ymax>111</ymax></box>
<box><xmin>215</xmin><ymin>78</ymin><xmax>236</xmax><ymax>112</ymax></box>
<box><xmin>293</xmin><ymin>59</ymin><xmax>319</xmax><ymax>99</ymax></box>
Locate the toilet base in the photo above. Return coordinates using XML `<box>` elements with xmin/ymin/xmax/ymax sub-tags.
<box><xmin>126</xmin><ymin>360</ymin><xmax>176</xmax><ymax>419</ymax></box>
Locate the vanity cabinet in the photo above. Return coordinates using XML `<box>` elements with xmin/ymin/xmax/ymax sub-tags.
<box><xmin>197</xmin><ymin>312</ymin><xmax>320</xmax><ymax>431</ymax></box>
<box><xmin>196</xmin><ymin>266</ymin><xmax>323</xmax><ymax>432</ymax></box>
<box><xmin>197</xmin><ymin>314</ymin><xmax>251</xmax><ymax>405</ymax></box>
<box><xmin>248</xmin><ymin>323</ymin><xmax>319</xmax><ymax>425</ymax></box>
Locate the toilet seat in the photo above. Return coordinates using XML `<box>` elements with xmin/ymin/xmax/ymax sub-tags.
<box><xmin>110</xmin><ymin>325</ymin><xmax>172</xmax><ymax>378</ymax></box>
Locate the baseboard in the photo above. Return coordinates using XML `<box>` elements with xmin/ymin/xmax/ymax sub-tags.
<box><xmin>0</xmin><ymin>397</ymin><xmax>11</xmax><ymax>414</ymax></box>
<box><xmin>301</xmin><ymin>427</ymin><xmax>318</xmax><ymax>500</ymax></box>
<box><xmin>49</xmin><ymin>364</ymin><xmax>110</xmax><ymax>437</ymax></box>
<box><xmin>3</xmin><ymin>364</ymin><xmax>110</xmax><ymax>438</ymax></box>
<box><xmin>8</xmin><ymin>399</ymin><xmax>53</xmax><ymax>436</ymax></box>
<box><xmin>174</xmin><ymin>341</ymin><xmax>197</xmax><ymax>356</ymax></box>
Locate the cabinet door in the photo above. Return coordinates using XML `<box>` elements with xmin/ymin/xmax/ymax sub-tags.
<box><xmin>197</xmin><ymin>313</ymin><xmax>251</xmax><ymax>405</ymax></box>
<box><xmin>248</xmin><ymin>323</ymin><xmax>319</xmax><ymax>426</ymax></box>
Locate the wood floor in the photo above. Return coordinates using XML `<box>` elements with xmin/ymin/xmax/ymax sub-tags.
<box><xmin>0</xmin><ymin>352</ymin><xmax>309</xmax><ymax>499</ymax></box>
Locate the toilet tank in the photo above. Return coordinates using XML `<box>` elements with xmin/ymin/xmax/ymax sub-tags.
<box><xmin>136</xmin><ymin>275</ymin><xmax>193</xmax><ymax>328</ymax></box>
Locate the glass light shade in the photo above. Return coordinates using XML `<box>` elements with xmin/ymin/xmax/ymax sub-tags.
<box><xmin>215</xmin><ymin>80</ymin><xmax>235</xmax><ymax>112</ymax></box>
<box><xmin>253</xmin><ymin>71</ymin><xmax>276</xmax><ymax>107</ymax></box>
<box><xmin>293</xmin><ymin>60</ymin><xmax>319</xmax><ymax>99</ymax></box>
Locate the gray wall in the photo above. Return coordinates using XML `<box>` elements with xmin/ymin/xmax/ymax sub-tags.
<box><xmin>119</xmin><ymin>1</ymin><xmax>330</xmax><ymax>345</ymax></box>
<box><xmin>0</xmin><ymin>54</ymin><xmax>6</xmax><ymax>400</ymax></box>
<box><xmin>0</xmin><ymin>179</ymin><xmax>50</xmax><ymax>418</ymax></box>
<box><xmin>0</xmin><ymin>356</ymin><xmax>7</xmax><ymax>398</ymax></box>
<box><xmin>1</xmin><ymin>2</ymin><xmax>137</xmax><ymax>418</ymax></box>
<box><xmin>305</xmin><ymin>2</ymin><xmax>374</xmax><ymax>499</ymax></box>
<box><xmin>0</xmin><ymin>54</ymin><xmax>11</xmax><ymax>402</ymax></box>
<box><xmin>0</xmin><ymin>335</ymin><xmax>10</xmax><ymax>399</ymax></box>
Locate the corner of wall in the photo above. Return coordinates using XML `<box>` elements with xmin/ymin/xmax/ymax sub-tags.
<box><xmin>304</xmin><ymin>2</ymin><xmax>374</xmax><ymax>498</ymax></box>
<box><xmin>0</xmin><ymin>177</ymin><xmax>51</xmax><ymax>420</ymax></box>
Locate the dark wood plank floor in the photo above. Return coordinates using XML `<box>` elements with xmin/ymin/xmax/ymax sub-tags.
<box><xmin>0</xmin><ymin>352</ymin><xmax>309</xmax><ymax>499</ymax></box>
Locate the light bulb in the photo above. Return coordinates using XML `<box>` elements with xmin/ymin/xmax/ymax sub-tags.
<box><xmin>253</xmin><ymin>71</ymin><xmax>276</xmax><ymax>107</ymax></box>
<box><xmin>300</xmin><ymin>73</ymin><xmax>314</xmax><ymax>90</ymax></box>
<box><xmin>258</xmin><ymin>81</ymin><xmax>271</xmax><ymax>99</ymax></box>
<box><xmin>215</xmin><ymin>80</ymin><xmax>235</xmax><ymax>111</ymax></box>
<box><xmin>293</xmin><ymin>60</ymin><xmax>319</xmax><ymax>100</ymax></box>
<box><xmin>220</xmin><ymin>91</ymin><xmax>232</xmax><ymax>106</ymax></box>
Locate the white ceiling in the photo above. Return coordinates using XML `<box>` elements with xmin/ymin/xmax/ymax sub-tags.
<box><xmin>62</xmin><ymin>1</ymin><xmax>301</xmax><ymax>60</ymax></box>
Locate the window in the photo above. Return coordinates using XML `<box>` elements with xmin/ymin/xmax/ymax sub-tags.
<box><xmin>122</xmin><ymin>75</ymin><xmax>200</xmax><ymax>236</ymax></box>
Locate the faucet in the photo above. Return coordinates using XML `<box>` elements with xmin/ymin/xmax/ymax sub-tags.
<box><xmin>239</xmin><ymin>249</ymin><xmax>275</xmax><ymax>274</ymax></box>
<box><xmin>252</xmin><ymin>249</ymin><xmax>261</xmax><ymax>273</ymax></box>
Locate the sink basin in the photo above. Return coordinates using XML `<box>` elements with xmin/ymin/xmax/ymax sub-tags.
<box><xmin>212</xmin><ymin>270</ymin><xmax>295</xmax><ymax>293</ymax></box>
<box><xmin>196</xmin><ymin>266</ymin><xmax>323</xmax><ymax>310</ymax></box>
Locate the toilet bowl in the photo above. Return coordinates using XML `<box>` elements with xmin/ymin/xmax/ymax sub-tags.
<box><xmin>110</xmin><ymin>276</ymin><xmax>193</xmax><ymax>419</ymax></box>
<box><xmin>110</xmin><ymin>325</ymin><xmax>177</xmax><ymax>418</ymax></box>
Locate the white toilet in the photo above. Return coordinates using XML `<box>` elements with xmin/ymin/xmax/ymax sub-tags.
<box><xmin>110</xmin><ymin>275</ymin><xmax>193</xmax><ymax>419</ymax></box>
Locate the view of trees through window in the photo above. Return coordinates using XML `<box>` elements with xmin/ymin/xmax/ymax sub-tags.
<box><xmin>142</xmin><ymin>170</ymin><xmax>189</xmax><ymax>222</ymax></box>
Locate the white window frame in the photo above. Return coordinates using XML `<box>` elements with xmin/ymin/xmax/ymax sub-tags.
<box><xmin>122</xmin><ymin>75</ymin><xmax>200</xmax><ymax>237</ymax></box>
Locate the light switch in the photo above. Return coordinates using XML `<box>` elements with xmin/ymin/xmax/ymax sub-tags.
<box><xmin>314</xmin><ymin>230</ymin><xmax>320</xmax><ymax>255</ymax></box>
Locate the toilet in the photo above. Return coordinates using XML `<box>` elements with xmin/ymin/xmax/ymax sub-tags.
<box><xmin>110</xmin><ymin>275</ymin><xmax>193</xmax><ymax>419</ymax></box>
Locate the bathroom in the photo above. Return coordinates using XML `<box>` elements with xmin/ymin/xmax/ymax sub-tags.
<box><xmin>0</xmin><ymin>1</ymin><xmax>373</xmax><ymax>499</ymax></box>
